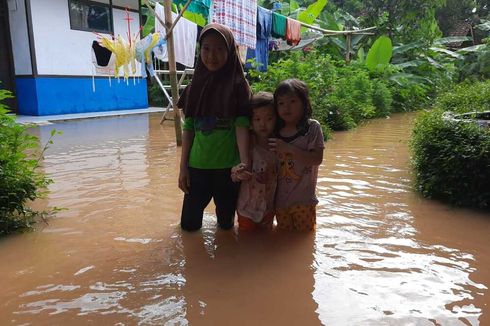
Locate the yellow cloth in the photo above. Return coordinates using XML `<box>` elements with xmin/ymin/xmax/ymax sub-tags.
<box><xmin>99</xmin><ymin>35</ymin><xmax>137</xmax><ymax>79</ymax></box>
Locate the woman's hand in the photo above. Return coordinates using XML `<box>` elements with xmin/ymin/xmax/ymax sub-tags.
<box><xmin>231</xmin><ymin>163</ymin><xmax>252</xmax><ymax>182</ymax></box>
<box><xmin>178</xmin><ymin>167</ymin><xmax>190</xmax><ymax>194</ymax></box>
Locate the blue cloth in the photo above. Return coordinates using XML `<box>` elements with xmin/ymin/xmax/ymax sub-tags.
<box><xmin>245</xmin><ymin>7</ymin><xmax>272</xmax><ymax>72</ymax></box>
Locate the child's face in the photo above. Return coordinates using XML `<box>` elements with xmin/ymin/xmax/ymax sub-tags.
<box><xmin>276</xmin><ymin>93</ymin><xmax>304</xmax><ymax>125</ymax></box>
<box><xmin>200</xmin><ymin>33</ymin><xmax>228</xmax><ymax>72</ymax></box>
<box><xmin>252</xmin><ymin>106</ymin><xmax>276</xmax><ymax>138</ymax></box>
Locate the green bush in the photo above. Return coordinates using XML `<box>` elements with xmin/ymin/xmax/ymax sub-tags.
<box><xmin>390</xmin><ymin>79</ymin><xmax>430</xmax><ymax>112</ymax></box>
<box><xmin>148</xmin><ymin>80</ymin><xmax>167</xmax><ymax>107</ymax></box>
<box><xmin>410</xmin><ymin>103</ymin><xmax>490</xmax><ymax>209</ymax></box>
<box><xmin>433</xmin><ymin>80</ymin><xmax>490</xmax><ymax>114</ymax></box>
<box><xmin>372</xmin><ymin>80</ymin><xmax>393</xmax><ymax>117</ymax></box>
<box><xmin>0</xmin><ymin>89</ymin><xmax>58</xmax><ymax>235</ymax></box>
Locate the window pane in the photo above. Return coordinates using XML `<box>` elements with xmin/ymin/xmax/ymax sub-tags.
<box><xmin>69</xmin><ymin>1</ymin><xmax>112</xmax><ymax>33</ymax></box>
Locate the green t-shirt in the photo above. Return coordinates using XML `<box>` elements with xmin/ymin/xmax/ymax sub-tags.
<box><xmin>183</xmin><ymin>116</ymin><xmax>249</xmax><ymax>169</ymax></box>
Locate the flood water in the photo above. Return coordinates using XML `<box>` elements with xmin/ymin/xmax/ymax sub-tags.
<box><xmin>0</xmin><ymin>112</ymin><xmax>489</xmax><ymax>325</ymax></box>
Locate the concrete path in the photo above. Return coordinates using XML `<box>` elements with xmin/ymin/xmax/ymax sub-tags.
<box><xmin>15</xmin><ymin>107</ymin><xmax>165</xmax><ymax>125</ymax></box>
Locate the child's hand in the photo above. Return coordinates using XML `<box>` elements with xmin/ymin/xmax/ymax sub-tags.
<box><xmin>231</xmin><ymin>163</ymin><xmax>252</xmax><ymax>182</ymax></box>
<box><xmin>268</xmin><ymin>138</ymin><xmax>290</xmax><ymax>153</ymax></box>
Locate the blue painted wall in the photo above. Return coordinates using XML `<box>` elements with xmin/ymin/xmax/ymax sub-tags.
<box><xmin>15</xmin><ymin>76</ymin><xmax>148</xmax><ymax>116</ymax></box>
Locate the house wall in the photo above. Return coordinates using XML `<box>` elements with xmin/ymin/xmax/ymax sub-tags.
<box><xmin>30</xmin><ymin>0</ymin><xmax>141</xmax><ymax>76</ymax></box>
<box><xmin>11</xmin><ymin>0</ymin><xmax>148</xmax><ymax>116</ymax></box>
<box><xmin>8</xmin><ymin>0</ymin><xmax>32</xmax><ymax>75</ymax></box>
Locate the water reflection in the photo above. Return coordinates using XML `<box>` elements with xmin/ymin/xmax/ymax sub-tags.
<box><xmin>314</xmin><ymin>114</ymin><xmax>488</xmax><ymax>325</ymax></box>
<box><xmin>0</xmin><ymin>113</ymin><xmax>488</xmax><ymax>325</ymax></box>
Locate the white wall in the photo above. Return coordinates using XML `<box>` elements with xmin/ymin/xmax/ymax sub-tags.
<box><xmin>114</xmin><ymin>0</ymin><xmax>139</xmax><ymax>10</ymax></box>
<box><xmin>8</xmin><ymin>0</ymin><xmax>33</xmax><ymax>75</ymax></box>
<box><xmin>30</xmin><ymin>0</ymin><xmax>141</xmax><ymax>76</ymax></box>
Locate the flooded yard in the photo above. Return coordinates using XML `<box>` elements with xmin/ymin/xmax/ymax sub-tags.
<box><xmin>0</xmin><ymin>112</ymin><xmax>488</xmax><ymax>325</ymax></box>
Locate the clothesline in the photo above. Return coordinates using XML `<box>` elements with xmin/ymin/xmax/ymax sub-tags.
<box><xmin>145</xmin><ymin>0</ymin><xmax>376</xmax><ymax>39</ymax></box>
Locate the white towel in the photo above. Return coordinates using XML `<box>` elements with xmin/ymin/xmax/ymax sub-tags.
<box><xmin>154</xmin><ymin>3</ymin><xmax>198</xmax><ymax>68</ymax></box>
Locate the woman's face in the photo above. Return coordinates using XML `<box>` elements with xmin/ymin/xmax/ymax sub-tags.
<box><xmin>200</xmin><ymin>32</ymin><xmax>229</xmax><ymax>72</ymax></box>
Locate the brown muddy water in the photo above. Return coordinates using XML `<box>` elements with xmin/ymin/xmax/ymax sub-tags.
<box><xmin>0</xmin><ymin>112</ymin><xmax>489</xmax><ymax>325</ymax></box>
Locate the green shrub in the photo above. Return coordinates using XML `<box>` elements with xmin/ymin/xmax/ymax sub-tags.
<box><xmin>148</xmin><ymin>80</ymin><xmax>167</xmax><ymax>107</ymax></box>
<box><xmin>410</xmin><ymin>108</ymin><xmax>490</xmax><ymax>209</ymax></box>
<box><xmin>390</xmin><ymin>80</ymin><xmax>430</xmax><ymax>112</ymax></box>
<box><xmin>0</xmin><ymin>89</ymin><xmax>58</xmax><ymax>235</ymax></box>
<box><xmin>433</xmin><ymin>80</ymin><xmax>490</xmax><ymax>114</ymax></box>
<box><xmin>372</xmin><ymin>80</ymin><xmax>393</xmax><ymax>117</ymax></box>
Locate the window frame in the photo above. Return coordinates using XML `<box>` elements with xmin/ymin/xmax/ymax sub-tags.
<box><xmin>68</xmin><ymin>0</ymin><xmax>114</xmax><ymax>34</ymax></box>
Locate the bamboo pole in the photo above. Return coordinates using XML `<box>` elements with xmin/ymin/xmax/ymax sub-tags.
<box><xmin>345</xmin><ymin>33</ymin><xmax>352</xmax><ymax>64</ymax></box>
<box><xmin>163</xmin><ymin>0</ymin><xmax>182</xmax><ymax>145</ymax></box>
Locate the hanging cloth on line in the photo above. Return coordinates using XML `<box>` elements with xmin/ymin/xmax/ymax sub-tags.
<box><xmin>135</xmin><ymin>33</ymin><xmax>165</xmax><ymax>78</ymax></box>
<box><xmin>286</xmin><ymin>17</ymin><xmax>301</xmax><ymax>46</ymax></box>
<box><xmin>173</xmin><ymin>0</ymin><xmax>212</xmax><ymax>21</ymax></box>
<box><xmin>271</xmin><ymin>12</ymin><xmax>287</xmax><ymax>39</ymax></box>
<box><xmin>154</xmin><ymin>2</ymin><xmax>198</xmax><ymax>68</ymax></box>
<box><xmin>211</xmin><ymin>0</ymin><xmax>257</xmax><ymax>49</ymax></box>
<box><xmin>246</xmin><ymin>6</ymin><xmax>272</xmax><ymax>72</ymax></box>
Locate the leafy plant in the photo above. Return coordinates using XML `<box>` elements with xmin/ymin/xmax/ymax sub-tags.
<box><xmin>0</xmin><ymin>89</ymin><xmax>60</xmax><ymax>235</ymax></box>
<box><xmin>365</xmin><ymin>35</ymin><xmax>392</xmax><ymax>72</ymax></box>
<box><xmin>410</xmin><ymin>108</ymin><xmax>490</xmax><ymax>209</ymax></box>
<box><xmin>411</xmin><ymin>80</ymin><xmax>490</xmax><ymax>209</ymax></box>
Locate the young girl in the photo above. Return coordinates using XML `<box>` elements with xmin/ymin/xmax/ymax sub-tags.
<box><xmin>269</xmin><ymin>79</ymin><xmax>325</xmax><ymax>231</ymax></box>
<box><xmin>177</xmin><ymin>24</ymin><xmax>251</xmax><ymax>232</ymax></box>
<box><xmin>231</xmin><ymin>92</ymin><xmax>278</xmax><ymax>231</ymax></box>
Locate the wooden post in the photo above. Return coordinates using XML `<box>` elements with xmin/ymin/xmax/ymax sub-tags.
<box><xmin>163</xmin><ymin>0</ymin><xmax>182</xmax><ymax>146</ymax></box>
<box><xmin>345</xmin><ymin>33</ymin><xmax>352</xmax><ymax>64</ymax></box>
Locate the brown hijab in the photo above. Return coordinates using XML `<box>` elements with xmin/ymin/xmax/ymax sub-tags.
<box><xmin>177</xmin><ymin>23</ymin><xmax>251</xmax><ymax>118</ymax></box>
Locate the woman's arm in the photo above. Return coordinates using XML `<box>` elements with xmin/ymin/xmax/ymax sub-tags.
<box><xmin>236</xmin><ymin>126</ymin><xmax>250</xmax><ymax>167</ymax></box>
<box><xmin>179</xmin><ymin>129</ymin><xmax>194</xmax><ymax>194</ymax></box>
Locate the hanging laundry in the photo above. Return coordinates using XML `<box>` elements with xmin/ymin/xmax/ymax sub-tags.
<box><xmin>174</xmin><ymin>0</ymin><xmax>211</xmax><ymax>21</ymax></box>
<box><xmin>246</xmin><ymin>6</ymin><xmax>272</xmax><ymax>72</ymax></box>
<box><xmin>286</xmin><ymin>18</ymin><xmax>301</xmax><ymax>46</ymax></box>
<box><xmin>135</xmin><ymin>33</ymin><xmax>165</xmax><ymax>78</ymax></box>
<box><xmin>211</xmin><ymin>0</ymin><xmax>257</xmax><ymax>49</ymax></box>
<box><xmin>154</xmin><ymin>2</ymin><xmax>198</xmax><ymax>68</ymax></box>
<box><xmin>272</xmin><ymin>12</ymin><xmax>287</xmax><ymax>39</ymax></box>
<box><xmin>237</xmin><ymin>45</ymin><xmax>248</xmax><ymax>65</ymax></box>
<box><xmin>99</xmin><ymin>35</ymin><xmax>137</xmax><ymax>80</ymax></box>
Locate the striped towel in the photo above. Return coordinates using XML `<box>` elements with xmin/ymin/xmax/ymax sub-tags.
<box><xmin>211</xmin><ymin>0</ymin><xmax>257</xmax><ymax>49</ymax></box>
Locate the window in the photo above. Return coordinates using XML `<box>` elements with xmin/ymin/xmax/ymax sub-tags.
<box><xmin>69</xmin><ymin>0</ymin><xmax>113</xmax><ymax>34</ymax></box>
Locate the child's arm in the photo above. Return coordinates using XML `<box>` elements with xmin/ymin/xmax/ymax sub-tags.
<box><xmin>179</xmin><ymin>129</ymin><xmax>194</xmax><ymax>194</ymax></box>
<box><xmin>268</xmin><ymin>138</ymin><xmax>323</xmax><ymax>166</ymax></box>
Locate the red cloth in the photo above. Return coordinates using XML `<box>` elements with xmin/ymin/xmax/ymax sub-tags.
<box><xmin>286</xmin><ymin>18</ymin><xmax>301</xmax><ymax>46</ymax></box>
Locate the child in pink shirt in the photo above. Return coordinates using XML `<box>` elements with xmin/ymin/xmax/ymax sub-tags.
<box><xmin>231</xmin><ymin>92</ymin><xmax>278</xmax><ymax>231</ymax></box>
<box><xmin>268</xmin><ymin>79</ymin><xmax>325</xmax><ymax>231</ymax></box>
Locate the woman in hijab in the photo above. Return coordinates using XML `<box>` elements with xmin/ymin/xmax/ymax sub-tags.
<box><xmin>178</xmin><ymin>23</ymin><xmax>252</xmax><ymax>232</ymax></box>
